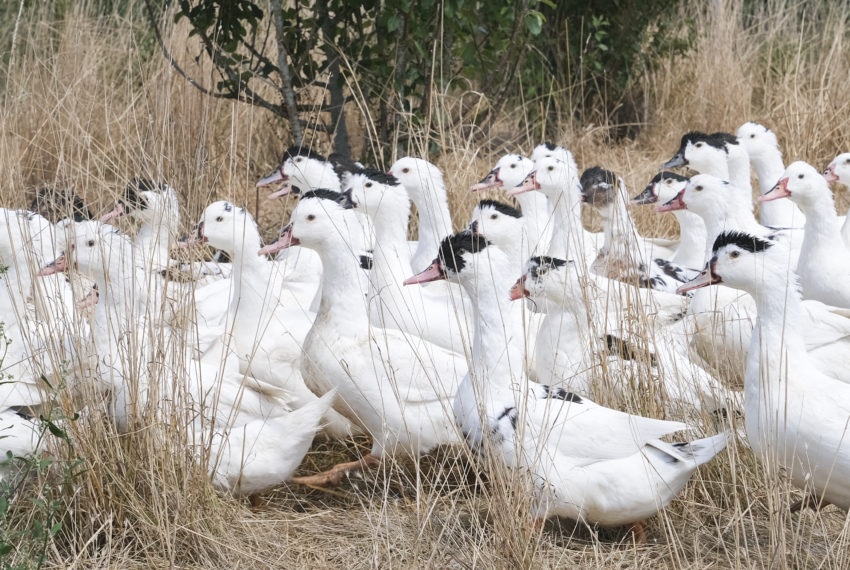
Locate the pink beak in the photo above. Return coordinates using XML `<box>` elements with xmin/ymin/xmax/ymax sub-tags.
<box><xmin>99</xmin><ymin>204</ymin><xmax>124</xmax><ymax>223</ymax></box>
<box><xmin>657</xmin><ymin>189</ymin><xmax>687</xmax><ymax>212</ymax></box>
<box><xmin>76</xmin><ymin>288</ymin><xmax>99</xmax><ymax>309</ymax></box>
<box><xmin>508</xmin><ymin>171</ymin><xmax>540</xmax><ymax>196</ymax></box>
<box><xmin>174</xmin><ymin>222</ymin><xmax>208</xmax><ymax>249</ymax></box>
<box><xmin>403</xmin><ymin>261</ymin><xmax>446</xmax><ymax>285</ymax></box>
<box><xmin>258</xmin><ymin>225</ymin><xmax>299</xmax><ymax>255</ymax></box>
<box><xmin>38</xmin><ymin>254</ymin><xmax>68</xmax><ymax>276</ymax></box>
<box><xmin>676</xmin><ymin>260</ymin><xmax>722</xmax><ymax>294</ymax></box>
<box><xmin>823</xmin><ymin>166</ymin><xmax>839</xmax><ymax>183</ymax></box>
<box><xmin>509</xmin><ymin>275</ymin><xmax>530</xmax><ymax>301</ymax></box>
<box><xmin>256</xmin><ymin>167</ymin><xmax>288</xmax><ymax>188</ymax></box>
<box><xmin>469</xmin><ymin>169</ymin><xmax>502</xmax><ymax>192</ymax></box>
<box><xmin>760</xmin><ymin>177</ymin><xmax>791</xmax><ymax>202</ymax></box>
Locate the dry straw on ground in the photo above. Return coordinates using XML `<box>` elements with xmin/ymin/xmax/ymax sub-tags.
<box><xmin>1</xmin><ymin>0</ymin><xmax>850</xmax><ymax>567</ymax></box>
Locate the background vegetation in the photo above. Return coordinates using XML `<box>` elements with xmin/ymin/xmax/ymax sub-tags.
<box><xmin>1</xmin><ymin>0</ymin><xmax>849</xmax><ymax>567</ymax></box>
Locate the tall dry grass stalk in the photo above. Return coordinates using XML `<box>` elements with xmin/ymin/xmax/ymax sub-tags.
<box><xmin>1</xmin><ymin>0</ymin><xmax>849</xmax><ymax>567</ymax></box>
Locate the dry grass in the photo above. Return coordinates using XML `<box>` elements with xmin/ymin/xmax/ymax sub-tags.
<box><xmin>2</xmin><ymin>0</ymin><xmax>850</xmax><ymax>568</ymax></box>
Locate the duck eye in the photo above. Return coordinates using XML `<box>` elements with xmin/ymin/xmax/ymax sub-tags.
<box><xmin>306</xmin><ymin>214</ymin><xmax>316</xmax><ymax>221</ymax></box>
<box><xmin>665</xmin><ymin>179</ymin><xmax>672</xmax><ymax>185</ymax></box>
<box><xmin>750</xmin><ymin>134</ymin><xmax>755</xmax><ymax>138</ymax></box>
<box><xmin>216</xmin><ymin>216</ymin><xmax>223</xmax><ymax>222</ymax></box>
<box><xmin>695</xmin><ymin>185</ymin><xmax>703</xmax><ymax>192</ymax></box>
<box><xmin>510</xmin><ymin>164</ymin><xmax>516</xmax><ymax>168</ymax></box>
<box><xmin>402</xmin><ymin>168</ymin><xmax>410</xmax><ymax>174</ymax></box>
<box><xmin>86</xmin><ymin>239</ymin><xmax>95</xmax><ymax>247</ymax></box>
<box><xmin>797</xmin><ymin>173</ymin><xmax>804</xmax><ymax>179</ymax></box>
<box><xmin>730</xmin><ymin>250</ymin><xmax>740</xmax><ymax>259</ymax></box>
<box><xmin>695</xmin><ymin>142</ymin><xmax>704</xmax><ymax>148</ymax></box>
<box><xmin>490</xmin><ymin>214</ymin><xmax>497</xmax><ymax>220</ymax></box>
<box><xmin>365</xmin><ymin>182</ymin><xmax>373</xmax><ymax>188</ymax></box>
<box><xmin>845</xmin><ymin>159</ymin><xmax>850</xmax><ymax>164</ymax></box>
<box><xmin>294</xmin><ymin>157</ymin><xmax>303</xmax><ymax>163</ymax></box>
<box><xmin>547</xmin><ymin>166</ymin><xmax>554</xmax><ymax>172</ymax></box>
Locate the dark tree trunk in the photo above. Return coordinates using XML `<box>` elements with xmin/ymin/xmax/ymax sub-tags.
<box><xmin>270</xmin><ymin>0</ymin><xmax>303</xmax><ymax>145</ymax></box>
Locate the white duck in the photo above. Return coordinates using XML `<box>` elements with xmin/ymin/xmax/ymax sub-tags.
<box><xmin>579</xmin><ymin>166</ymin><xmax>700</xmax><ymax>293</ymax></box>
<box><xmin>631</xmin><ymin>171</ymin><xmax>707</xmax><ymax>269</ymax></box>
<box><xmin>193</xmin><ymin>201</ymin><xmax>357</xmax><ymax>438</ymax></box>
<box><xmin>760</xmin><ymin>161</ymin><xmax>850</xmax><ymax>308</ymax></box>
<box><xmin>735</xmin><ymin>122</ymin><xmax>805</xmax><ymax>227</ymax></box>
<box><xmin>388</xmin><ymin>157</ymin><xmax>456</xmax><ymax>272</ymax></box>
<box><xmin>680</xmin><ymin>231</ymin><xmax>850</xmax><ymax>510</ymax></box>
<box><xmin>345</xmin><ymin>170</ymin><xmax>470</xmax><ymax>353</ymax></box>
<box><xmin>509</xmin><ymin>156</ymin><xmax>602</xmax><ymax>264</ymax></box>
<box><xmin>40</xmin><ymin>222</ymin><xmax>332</xmax><ymax>495</ymax></box>
<box><xmin>663</xmin><ymin>131</ymin><xmax>753</xmax><ymax>213</ymax></box>
<box><xmin>407</xmin><ymin>231</ymin><xmax>727</xmax><ymax>535</ymax></box>
<box><xmin>823</xmin><ymin>152</ymin><xmax>850</xmax><ymax>247</ymax></box>
<box><xmin>260</xmin><ymin>191</ymin><xmax>466</xmax><ymax>486</ymax></box>
<box><xmin>470</xmin><ymin>153</ymin><xmax>553</xmax><ymax>255</ymax></box>
<box><xmin>514</xmin><ymin>255</ymin><xmax>728</xmax><ymax>414</ymax></box>
<box><xmin>257</xmin><ymin>147</ymin><xmax>372</xmax><ymax>276</ymax></box>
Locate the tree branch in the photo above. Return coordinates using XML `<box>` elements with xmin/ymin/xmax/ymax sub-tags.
<box><xmin>269</xmin><ymin>0</ymin><xmax>304</xmax><ymax>145</ymax></box>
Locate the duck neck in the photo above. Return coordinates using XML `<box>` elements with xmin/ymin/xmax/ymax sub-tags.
<box><xmin>137</xmin><ymin>208</ymin><xmax>178</xmax><ymax>270</ymax></box>
<box><xmin>750</xmin><ymin>273</ymin><xmax>806</xmax><ymax>366</ymax></box>
<box><xmin>313</xmin><ymin>235</ymin><xmax>370</xmax><ymax>331</ymax></box>
<box><xmin>412</xmin><ymin>181</ymin><xmax>453</xmax><ymax>268</ymax></box>
<box><xmin>671</xmin><ymin>210</ymin><xmax>707</xmax><ymax>267</ymax></box>
<box><xmin>795</xmin><ymin>193</ymin><xmax>841</xmax><ymax>244</ymax></box>
<box><xmin>726</xmin><ymin>145</ymin><xmax>753</xmax><ymax>209</ymax></box>
<box><xmin>600</xmin><ymin>191</ymin><xmax>644</xmax><ymax>263</ymax></box>
<box><xmin>370</xmin><ymin>199</ymin><xmax>414</xmax><ymax>291</ymax></box>
<box><xmin>227</xmin><ymin>232</ymin><xmax>268</xmax><ymax>306</ymax></box>
<box><xmin>750</xmin><ymin>148</ymin><xmax>784</xmax><ymax>195</ymax></box>
<box><xmin>513</xmin><ymin>190</ymin><xmax>550</xmax><ymax>251</ymax></box>
<box><xmin>697</xmin><ymin>207</ymin><xmax>763</xmax><ymax>265</ymax></box>
<box><xmin>545</xmin><ymin>187</ymin><xmax>583</xmax><ymax>260</ymax></box>
<box><xmin>460</xmin><ymin>260</ymin><xmax>524</xmax><ymax>385</ymax></box>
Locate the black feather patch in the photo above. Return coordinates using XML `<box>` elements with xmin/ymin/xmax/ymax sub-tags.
<box><xmin>437</xmin><ymin>231</ymin><xmax>491</xmax><ymax>274</ymax></box>
<box><xmin>542</xmin><ymin>142</ymin><xmax>557</xmax><ymax>151</ymax></box>
<box><xmin>678</xmin><ymin>131</ymin><xmax>738</xmax><ymax>154</ymax></box>
<box><xmin>281</xmin><ymin>145</ymin><xmax>327</xmax><ymax>164</ymax></box>
<box><xmin>360</xmin><ymin>168</ymin><xmax>400</xmax><ymax>186</ymax></box>
<box><xmin>580</xmin><ymin>166</ymin><xmax>618</xmax><ymax>207</ymax></box>
<box><xmin>712</xmin><ymin>231</ymin><xmax>774</xmax><ymax>254</ymax></box>
<box><xmin>541</xmin><ymin>385</ymin><xmax>583</xmax><ymax>403</ymax></box>
<box><xmin>121</xmin><ymin>178</ymin><xmax>164</xmax><ymax>211</ymax></box>
<box><xmin>527</xmin><ymin>256</ymin><xmax>568</xmax><ymax>280</ymax></box>
<box><xmin>299</xmin><ymin>189</ymin><xmax>354</xmax><ymax>209</ymax></box>
<box><xmin>477</xmin><ymin>199</ymin><xmax>522</xmax><ymax>218</ymax></box>
<box><xmin>648</xmin><ymin>171</ymin><xmax>689</xmax><ymax>185</ymax></box>
<box><xmin>605</xmin><ymin>334</ymin><xmax>657</xmax><ymax>367</ymax></box>
<box><xmin>328</xmin><ymin>152</ymin><xmax>362</xmax><ymax>178</ymax></box>
<box><xmin>29</xmin><ymin>187</ymin><xmax>94</xmax><ymax>223</ymax></box>
<box><xmin>359</xmin><ymin>254</ymin><xmax>373</xmax><ymax>270</ymax></box>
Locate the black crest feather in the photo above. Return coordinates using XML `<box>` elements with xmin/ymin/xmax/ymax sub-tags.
<box><xmin>477</xmin><ymin>199</ymin><xmax>522</xmax><ymax>218</ymax></box>
<box><xmin>299</xmin><ymin>188</ymin><xmax>354</xmax><ymax>209</ymax></box>
<box><xmin>649</xmin><ymin>171</ymin><xmax>689</xmax><ymax>184</ymax></box>
<box><xmin>712</xmin><ymin>231</ymin><xmax>774</xmax><ymax>254</ymax></box>
<box><xmin>437</xmin><ymin>231</ymin><xmax>491</xmax><ymax>274</ymax></box>
<box><xmin>580</xmin><ymin>166</ymin><xmax>619</xmax><ymax>207</ymax></box>
<box><xmin>679</xmin><ymin>131</ymin><xmax>738</xmax><ymax>154</ymax></box>
<box><xmin>542</xmin><ymin>142</ymin><xmax>557</xmax><ymax>151</ymax></box>
<box><xmin>281</xmin><ymin>145</ymin><xmax>327</xmax><ymax>164</ymax></box>
<box><xmin>360</xmin><ymin>168</ymin><xmax>400</xmax><ymax>186</ymax></box>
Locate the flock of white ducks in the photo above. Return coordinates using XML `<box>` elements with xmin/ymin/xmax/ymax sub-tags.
<box><xmin>1</xmin><ymin>122</ymin><xmax>849</xmax><ymax>538</ymax></box>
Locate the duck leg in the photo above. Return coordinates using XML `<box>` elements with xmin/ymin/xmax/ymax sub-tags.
<box><xmin>292</xmin><ymin>453</ymin><xmax>381</xmax><ymax>488</ymax></box>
